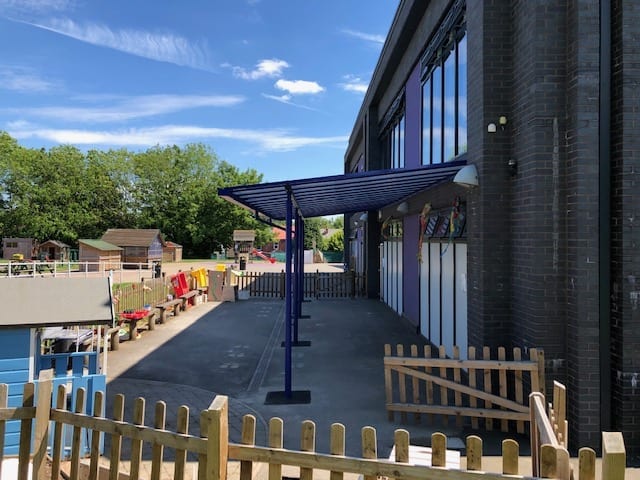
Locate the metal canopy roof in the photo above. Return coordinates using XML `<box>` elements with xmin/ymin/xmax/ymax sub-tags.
<box><xmin>218</xmin><ymin>160</ymin><xmax>466</xmax><ymax>220</ymax></box>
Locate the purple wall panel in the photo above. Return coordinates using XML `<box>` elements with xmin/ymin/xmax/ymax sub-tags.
<box><xmin>402</xmin><ymin>64</ymin><xmax>422</xmax><ymax>326</ymax></box>
<box><xmin>405</xmin><ymin>65</ymin><xmax>422</xmax><ymax>168</ymax></box>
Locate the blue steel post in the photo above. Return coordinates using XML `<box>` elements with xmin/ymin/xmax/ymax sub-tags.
<box><xmin>284</xmin><ymin>191</ymin><xmax>293</xmax><ymax>397</ymax></box>
<box><xmin>297</xmin><ymin>219</ymin><xmax>305</xmax><ymax>318</ymax></box>
<box><xmin>292</xmin><ymin>212</ymin><xmax>299</xmax><ymax>343</ymax></box>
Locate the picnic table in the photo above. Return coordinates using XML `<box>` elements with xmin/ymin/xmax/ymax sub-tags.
<box><xmin>119</xmin><ymin>309</ymin><xmax>156</xmax><ymax>341</ymax></box>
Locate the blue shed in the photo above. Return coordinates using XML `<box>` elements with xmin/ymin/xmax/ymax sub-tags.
<box><xmin>0</xmin><ymin>277</ymin><xmax>114</xmax><ymax>457</ymax></box>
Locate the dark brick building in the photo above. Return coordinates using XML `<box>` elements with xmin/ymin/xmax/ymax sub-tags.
<box><xmin>345</xmin><ymin>0</ymin><xmax>639</xmax><ymax>459</ymax></box>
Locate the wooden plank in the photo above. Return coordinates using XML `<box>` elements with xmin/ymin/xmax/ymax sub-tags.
<box><xmin>602</xmin><ymin>432</ymin><xmax>626</xmax><ymax>480</ymax></box>
<box><xmin>129</xmin><ymin>397</ymin><xmax>145</xmax><ymax>480</ymax></box>
<box><xmin>466</xmin><ymin>435</ymin><xmax>482</xmax><ymax>471</ymax></box>
<box><xmin>410</xmin><ymin>345</ymin><xmax>420</xmax><ymax>423</ymax></box>
<box><xmin>89</xmin><ymin>391</ymin><xmax>104</xmax><ymax>480</ymax></box>
<box><xmin>17</xmin><ymin>382</ymin><xmax>34</xmax><ymax>480</ymax></box>
<box><xmin>329</xmin><ymin>423</ymin><xmax>345</xmax><ymax>480</ymax></box>
<box><xmin>239</xmin><ymin>414</ymin><xmax>255</xmax><ymax>480</ymax></box>
<box><xmin>439</xmin><ymin>346</ymin><xmax>448</xmax><ymax>426</ymax></box>
<box><xmin>386</xmin><ymin>403</ymin><xmax>530</xmax><ymax>421</ymax></box>
<box><xmin>453</xmin><ymin>346</ymin><xmax>462</xmax><ymax>428</ymax></box>
<box><xmin>540</xmin><ymin>444</ymin><xmax>557</xmax><ymax>478</ymax></box>
<box><xmin>502</xmin><ymin>439</ymin><xmax>519</xmax><ymax>475</ymax></box>
<box><xmin>553</xmin><ymin>381</ymin><xmax>567</xmax><ymax>447</ymax></box>
<box><xmin>530</xmin><ymin>348</ymin><xmax>540</xmax><ymax>393</ymax></box>
<box><xmin>498</xmin><ymin>347</ymin><xmax>508</xmax><ymax>432</ymax></box>
<box><xmin>394</xmin><ymin>429</ymin><xmax>409</xmax><ymax>463</ymax></box>
<box><xmin>431</xmin><ymin>432</ymin><xmax>446</xmax><ymax>467</ymax></box>
<box><xmin>33</xmin><ymin>371</ymin><xmax>53</xmax><ymax>479</ymax></box>
<box><xmin>384</xmin><ymin>344</ymin><xmax>393</xmax><ymax>421</ymax></box>
<box><xmin>468</xmin><ymin>347</ymin><xmax>478</xmax><ymax>429</ymax></box>
<box><xmin>513</xmin><ymin>348</ymin><xmax>525</xmax><ymax>434</ymax></box>
<box><xmin>228</xmin><ymin>443</ymin><xmax>522</xmax><ymax>480</ymax></box>
<box><xmin>174</xmin><ymin>405</ymin><xmax>190</xmax><ymax>480</ymax></box>
<box><xmin>300</xmin><ymin>420</ymin><xmax>315</xmax><ymax>480</ymax></box>
<box><xmin>361</xmin><ymin>426</ymin><xmax>377</xmax><ymax>480</ymax></box>
<box><xmin>51</xmin><ymin>385</ymin><xmax>67</xmax><ymax>480</ymax></box>
<box><xmin>151</xmin><ymin>401</ymin><xmax>167</xmax><ymax>480</ymax></box>
<box><xmin>483</xmin><ymin>346</ymin><xmax>493</xmax><ymax>431</ymax></box>
<box><xmin>268</xmin><ymin>417</ymin><xmax>283</xmax><ymax>480</ymax></box>
<box><xmin>397</xmin><ymin>345</ymin><xmax>407</xmax><ymax>423</ymax></box>
<box><xmin>205</xmin><ymin>395</ymin><xmax>228</xmax><ymax>480</ymax></box>
<box><xmin>70</xmin><ymin>387</ymin><xmax>86</xmax><ymax>480</ymax></box>
<box><xmin>424</xmin><ymin>345</ymin><xmax>433</xmax><ymax>425</ymax></box>
<box><xmin>109</xmin><ymin>394</ymin><xmax>125</xmax><ymax>480</ymax></box>
<box><xmin>383</xmin><ymin>357</ymin><xmax>539</xmax><ymax>371</ymax></box>
<box><xmin>578</xmin><ymin>447</ymin><xmax>596</xmax><ymax>480</ymax></box>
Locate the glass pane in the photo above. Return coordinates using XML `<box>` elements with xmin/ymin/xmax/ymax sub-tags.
<box><xmin>399</xmin><ymin>115</ymin><xmax>405</xmax><ymax>168</ymax></box>
<box><xmin>457</xmin><ymin>34</ymin><xmax>468</xmax><ymax>154</ymax></box>
<box><xmin>391</xmin><ymin>127</ymin><xmax>396</xmax><ymax>168</ymax></box>
<box><xmin>443</xmin><ymin>51</ymin><xmax>456</xmax><ymax>162</ymax></box>
<box><xmin>431</xmin><ymin>64</ymin><xmax>443</xmax><ymax>163</ymax></box>
<box><xmin>422</xmin><ymin>78</ymin><xmax>431</xmax><ymax>165</ymax></box>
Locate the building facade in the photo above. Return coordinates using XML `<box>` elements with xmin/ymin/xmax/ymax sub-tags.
<box><xmin>345</xmin><ymin>0</ymin><xmax>639</xmax><ymax>457</ymax></box>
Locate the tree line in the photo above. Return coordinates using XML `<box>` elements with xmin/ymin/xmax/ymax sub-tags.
<box><xmin>0</xmin><ymin>132</ymin><xmax>274</xmax><ymax>258</ymax></box>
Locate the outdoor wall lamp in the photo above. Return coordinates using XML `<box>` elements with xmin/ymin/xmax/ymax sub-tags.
<box><xmin>359</xmin><ymin>212</ymin><xmax>368</xmax><ymax>222</ymax></box>
<box><xmin>508</xmin><ymin>158</ymin><xmax>517</xmax><ymax>177</ymax></box>
<box><xmin>453</xmin><ymin>164</ymin><xmax>479</xmax><ymax>188</ymax></box>
<box><xmin>396</xmin><ymin>202</ymin><xmax>409</xmax><ymax>214</ymax></box>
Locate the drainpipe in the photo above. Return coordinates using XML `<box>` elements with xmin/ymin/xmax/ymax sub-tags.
<box><xmin>599</xmin><ymin>0</ymin><xmax>611</xmax><ymax>432</ymax></box>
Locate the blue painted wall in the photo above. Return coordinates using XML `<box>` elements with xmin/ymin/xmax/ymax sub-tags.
<box><xmin>0</xmin><ymin>328</ymin><xmax>31</xmax><ymax>456</ymax></box>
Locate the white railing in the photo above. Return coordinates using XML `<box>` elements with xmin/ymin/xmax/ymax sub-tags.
<box><xmin>0</xmin><ymin>260</ymin><xmax>157</xmax><ymax>283</ymax></box>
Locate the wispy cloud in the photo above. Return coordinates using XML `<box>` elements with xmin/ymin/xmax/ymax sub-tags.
<box><xmin>0</xmin><ymin>66</ymin><xmax>56</xmax><ymax>92</ymax></box>
<box><xmin>261</xmin><ymin>93</ymin><xmax>321</xmax><ymax>112</ymax></box>
<box><xmin>0</xmin><ymin>0</ymin><xmax>73</xmax><ymax>14</ymax></box>
<box><xmin>19</xmin><ymin>17</ymin><xmax>211</xmax><ymax>70</ymax></box>
<box><xmin>341</xmin><ymin>28</ymin><xmax>385</xmax><ymax>46</ymax></box>
<box><xmin>275</xmin><ymin>79</ymin><xmax>324</xmax><ymax>95</ymax></box>
<box><xmin>225</xmin><ymin>58</ymin><xmax>289</xmax><ymax>80</ymax></box>
<box><xmin>339</xmin><ymin>74</ymin><xmax>368</xmax><ymax>94</ymax></box>
<box><xmin>9</xmin><ymin>94</ymin><xmax>245</xmax><ymax>123</ymax></box>
<box><xmin>8</xmin><ymin>123</ymin><xmax>348</xmax><ymax>152</ymax></box>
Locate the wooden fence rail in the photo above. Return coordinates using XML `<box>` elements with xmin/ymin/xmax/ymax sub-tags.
<box><xmin>112</xmin><ymin>277</ymin><xmax>170</xmax><ymax>313</ymax></box>
<box><xmin>0</xmin><ymin>382</ymin><xmax>627</xmax><ymax>480</ymax></box>
<box><xmin>384</xmin><ymin>344</ymin><xmax>545</xmax><ymax>433</ymax></box>
<box><xmin>235</xmin><ymin>270</ymin><xmax>365</xmax><ymax>299</ymax></box>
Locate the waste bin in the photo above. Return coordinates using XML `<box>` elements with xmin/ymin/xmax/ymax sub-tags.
<box><xmin>239</xmin><ymin>257</ymin><xmax>247</xmax><ymax>270</ymax></box>
<box><xmin>153</xmin><ymin>262</ymin><xmax>162</xmax><ymax>278</ymax></box>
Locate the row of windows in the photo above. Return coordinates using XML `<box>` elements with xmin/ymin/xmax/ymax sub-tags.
<box><xmin>383</xmin><ymin>15</ymin><xmax>467</xmax><ymax>168</ymax></box>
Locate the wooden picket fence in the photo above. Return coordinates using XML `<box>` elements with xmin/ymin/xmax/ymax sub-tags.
<box><xmin>112</xmin><ymin>277</ymin><xmax>170</xmax><ymax>312</ymax></box>
<box><xmin>0</xmin><ymin>381</ymin><xmax>627</xmax><ymax>480</ymax></box>
<box><xmin>235</xmin><ymin>270</ymin><xmax>365</xmax><ymax>299</ymax></box>
<box><xmin>384</xmin><ymin>344</ymin><xmax>545</xmax><ymax>433</ymax></box>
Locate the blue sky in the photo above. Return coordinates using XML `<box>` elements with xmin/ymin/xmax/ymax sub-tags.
<box><xmin>0</xmin><ymin>0</ymin><xmax>397</xmax><ymax>182</ymax></box>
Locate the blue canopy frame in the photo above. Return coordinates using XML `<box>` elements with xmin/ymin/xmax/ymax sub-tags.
<box><xmin>218</xmin><ymin>161</ymin><xmax>466</xmax><ymax>400</ymax></box>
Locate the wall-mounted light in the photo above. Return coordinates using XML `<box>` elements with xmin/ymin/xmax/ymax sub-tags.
<box><xmin>396</xmin><ymin>202</ymin><xmax>409</xmax><ymax>214</ymax></box>
<box><xmin>453</xmin><ymin>164</ymin><xmax>479</xmax><ymax>188</ymax></box>
<box><xmin>499</xmin><ymin>116</ymin><xmax>508</xmax><ymax>127</ymax></box>
<box><xmin>487</xmin><ymin>123</ymin><xmax>497</xmax><ymax>133</ymax></box>
<box><xmin>359</xmin><ymin>212</ymin><xmax>368</xmax><ymax>222</ymax></box>
<box><xmin>508</xmin><ymin>159</ymin><xmax>517</xmax><ymax>177</ymax></box>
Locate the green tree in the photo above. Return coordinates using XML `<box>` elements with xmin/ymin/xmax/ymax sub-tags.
<box><xmin>302</xmin><ymin>217</ymin><xmax>325</xmax><ymax>250</ymax></box>
<box><xmin>325</xmin><ymin>229</ymin><xmax>344</xmax><ymax>252</ymax></box>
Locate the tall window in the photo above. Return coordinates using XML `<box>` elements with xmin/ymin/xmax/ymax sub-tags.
<box><xmin>385</xmin><ymin>113</ymin><xmax>405</xmax><ymax>169</ymax></box>
<box><xmin>422</xmin><ymin>26</ymin><xmax>467</xmax><ymax>165</ymax></box>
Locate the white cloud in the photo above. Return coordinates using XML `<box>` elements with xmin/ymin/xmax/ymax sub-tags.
<box><xmin>275</xmin><ymin>79</ymin><xmax>324</xmax><ymax>95</ymax></box>
<box><xmin>339</xmin><ymin>75</ymin><xmax>368</xmax><ymax>94</ymax></box>
<box><xmin>0</xmin><ymin>0</ymin><xmax>72</xmax><ymax>14</ymax></box>
<box><xmin>20</xmin><ymin>17</ymin><xmax>211</xmax><ymax>70</ymax></box>
<box><xmin>0</xmin><ymin>66</ymin><xmax>56</xmax><ymax>92</ymax></box>
<box><xmin>10</xmin><ymin>94</ymin><xmax>245</xmax><ymax>123</ymax></box>
<box><xmin>226</xmin><ymin>58</ymin><xmax>289</xmax><ymax>80</ymax></box>
<box><xmin>341</xmin><ymin>29</ymin><xmax>385</xmax><ymax>46</ymax></box>
<box><xmin>8</xmin><ymin>124</ymin><xmax>348</xmax><ymax>152</ymax></box>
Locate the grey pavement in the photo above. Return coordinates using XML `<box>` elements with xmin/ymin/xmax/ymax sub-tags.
<box><xmin>100</xmin><ymin>295</ymin><xmax>528</xmax><ymax>478</ymax></box>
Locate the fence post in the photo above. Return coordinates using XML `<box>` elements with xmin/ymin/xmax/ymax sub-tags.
<box><xmin>602</xmin><ymin>432</ymin><xmax>626</xmax><ymax>480</ymax></box>
<box><xmin>205</xmin><ymin>395</ymin><xmax>229</xmax><ymax>480</ymax></box>
<box><xmin>280</xmin><ymin>270</ymin><xmax>285</xmax><ymax>299</ymax></box>
<box><xmin>32</xmin><ymin>370</ymin><xmax>54</xmax><ymax>479</ymax></box>
<box><xmin>350</xmin><ymin>270</ymin><xmax>356</xmax><ymax>298</ymax></box>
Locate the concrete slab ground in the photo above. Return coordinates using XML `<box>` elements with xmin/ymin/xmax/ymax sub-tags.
<box><xmin>99</xmin><ymin>292</ymin><xmax>638</xmax><ymax>480</ymax></box>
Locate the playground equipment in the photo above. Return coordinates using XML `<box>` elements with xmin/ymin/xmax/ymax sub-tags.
<box><xmin>252</xmin><ymin>248</ymin><xmax>276</xmax><ymax>263</ymax></box>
